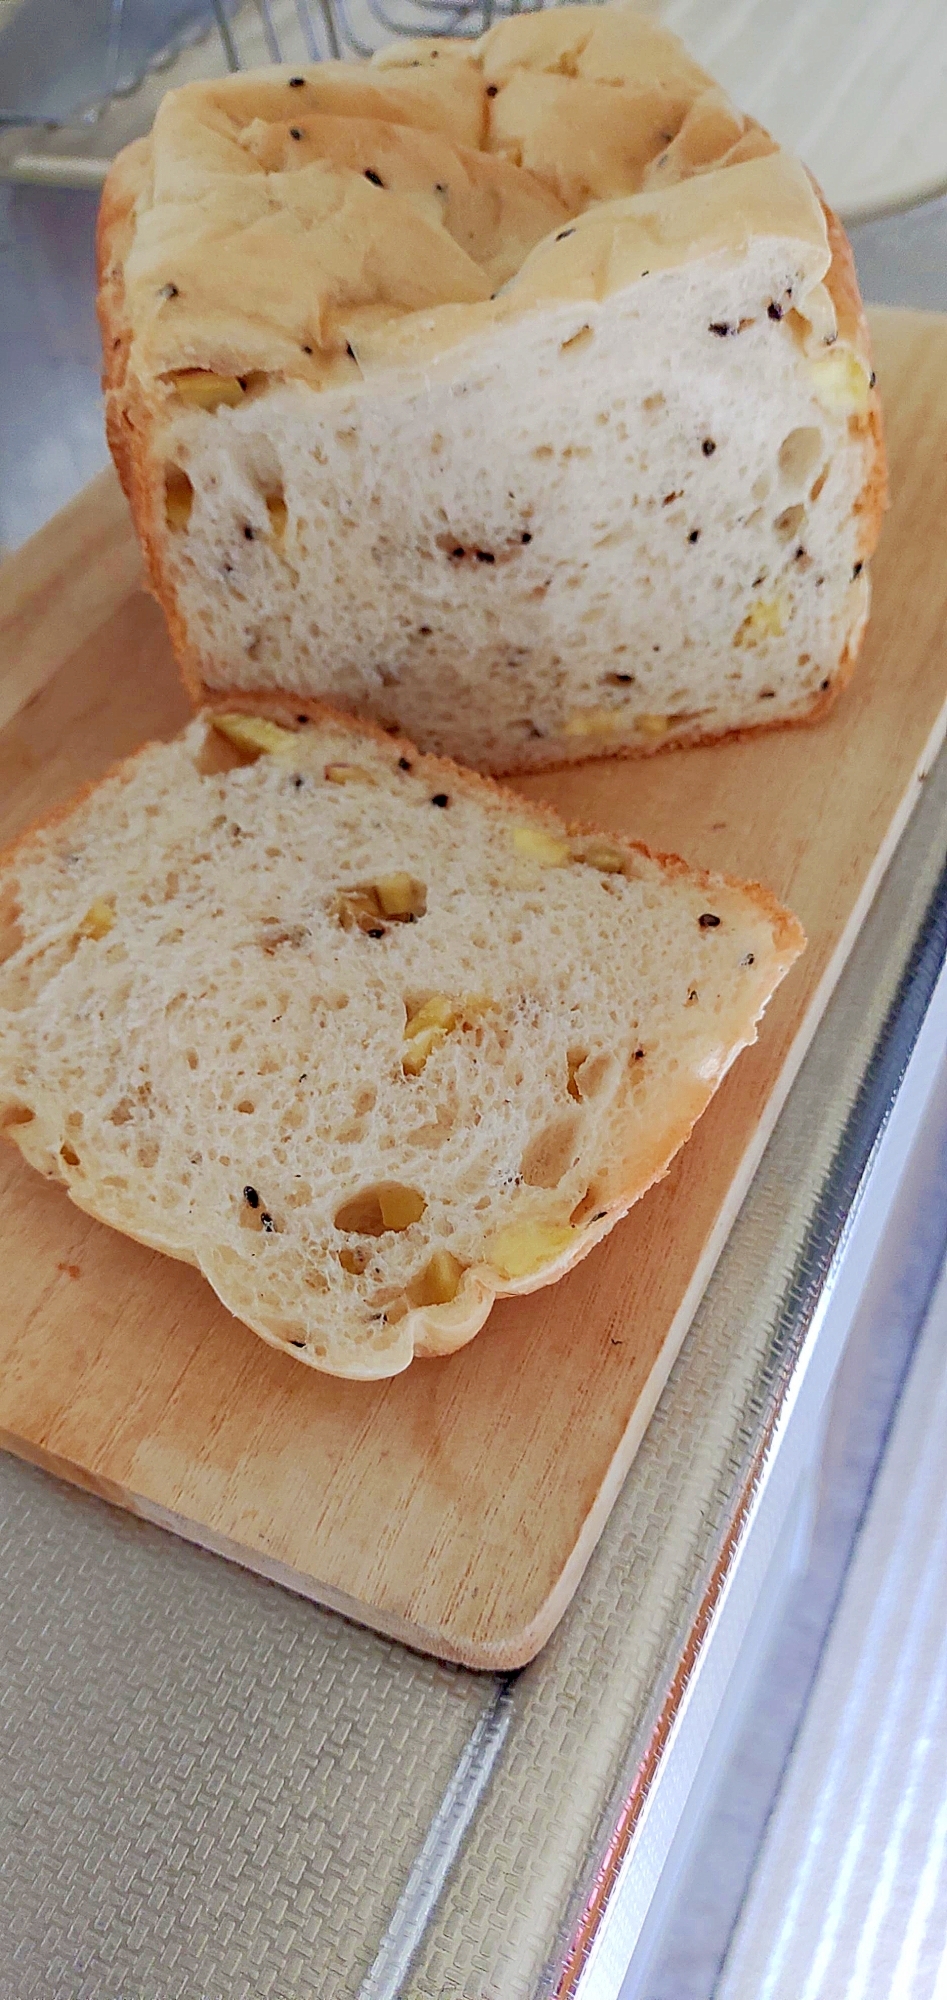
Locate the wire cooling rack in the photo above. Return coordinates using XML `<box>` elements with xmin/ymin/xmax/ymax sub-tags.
<box><xmin>0</xmin><ymin>0</ymin><xmax>555</xmax><ymax>184</ymax></box>
<box><xmin>1</xmin><ymin>0</ymin><xmax>944</xmax><ymax>222</ymax></box>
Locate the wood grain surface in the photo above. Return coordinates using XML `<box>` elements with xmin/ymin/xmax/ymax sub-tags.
<box><xmin>1</xmin><ymin>307</ymin><xmax>946</xmax><ymax>1669</ymax></box>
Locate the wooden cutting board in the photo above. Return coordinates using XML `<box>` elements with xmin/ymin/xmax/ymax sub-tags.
<box><xmin>2</xmin><ymin>307</ymin><xmax>946</xmax><ymax>1670</ymax></box>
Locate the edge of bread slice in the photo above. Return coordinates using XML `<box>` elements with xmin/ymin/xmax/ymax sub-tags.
<box><xmin>0</xmin><ymin>702</ymin><xmax>804</xmax><ymax>1378</ymax></box>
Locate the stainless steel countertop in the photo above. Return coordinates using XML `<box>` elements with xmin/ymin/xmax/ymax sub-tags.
<box><xmin>2</xmin><ymin>206</ymin><xmax>947</xmax><ymax>2000</ymax></box>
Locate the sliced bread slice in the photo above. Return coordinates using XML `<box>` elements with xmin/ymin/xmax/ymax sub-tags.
<box><xmin>0</xmin><ymin>706</ymin><xmax>804</xmax><ymax>1378</ymax></box>
<box><xmin>97</xmin><ymin>5</ymin><xmax>885</xmax><ymax>775</ymax></box>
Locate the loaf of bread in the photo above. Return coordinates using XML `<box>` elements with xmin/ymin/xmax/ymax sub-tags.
<box><xmin>97</xmin><ymin>6</ymin><xmax>885</xmax><ymax>775</ymax></box>
<box><xmin>0</xmin><ymin>706</ymin><xmax>803</xmax><ymax>1377</ymax></box>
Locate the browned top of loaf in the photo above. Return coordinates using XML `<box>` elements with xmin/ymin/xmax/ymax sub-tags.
<box><xmin>97</xmin><ymin>3</ymin><xmax>845</xmax><ymax>395</ymax></box>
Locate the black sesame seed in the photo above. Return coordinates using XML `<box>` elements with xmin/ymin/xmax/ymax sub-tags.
<box><xmin>521</xmin><ymin>531</ymin><xmax>532</xmax><ymax>544</ymax></box>
<box><xmin>852</xmin><ymin>560</ymin><xmax>864</xmax><ymax>577</ymax></box>
<box><xmin>820</xmin><ymin>677</ymin><xmax>831</xmax><ymax>691</ymax></box>
<box><xmin>289</xmin><ymin>126</ymin><xmax>303</xmax><ymax>140</ymax></box>
<box><xmin>364</xmin><ymin>168</ymin><xmax>384</xmax><ymax>186</ymax></box>
<box><xmin>753</xmin><ymin>572</ymin><xmax>766</xmax><ymax>588</ymax></box>
<box><xmin>555</xmin><ymin>228</ymin><xmax>575</xmax><ymax>242</ymax></box>
<box><xmin>709</xmin><ymin>321</ymin><xmax>735</xmax><ymax>337</ymax></box>
<box><xmin>418</xmin><ymin>625</ymin><xmax>432</xmax><ymax>636</ymax></box>
<box><xmin>261</xmin><ymin>1212</ymin><xmax>275</xmax><ymax>1232</ymax></box>
<box><xmin>289</xmin><ymin>76</ymin><xmax>305</xmax><ymax>85</ymax></box>
<box><xmin>367</xmin><ymin>926</ymin><xmax>385</xmax><ymax>939</ymax></box>
<box><xmin>476</xmin><ymin>549</ymin><xmax>495</xmax><ymax>563</ymax></box>
<box><xmin>699</xmin><ymin>912</ymin><xmax>721</xmax><ymax>929</ymax></box>
<box><xmin>398</xmin><ymin>756</ymin><xmax>413</xmax><ymax>770</ymax></box>
<box><xmin>702</xmin><ymin>438</ymin><xmax>716</xmax><ymax>456</ymax></box>
<box><xmin>634</xmin><ymin>1047</ymin><xmax>645</xmax><ymax>1061</ymax></box>
<box><xmin>244</xmin><ymin>1186</ymin><xmax>260</xmax><ymax>1208</ymax></box>
<box><xmin>451</xmin><ymin>546</ymin><xmax>465</xmax><ymax>560</ymax></box>
<box><xmin>767</xmin><ymin>301</ymin><xmax>784</xmax><ymax>321</ymax></box>
<box><xmin>614</xmin><ymin>672</ymin><xmax>633</xmax><ymax>683</ymax></box>
<box><xmin>158</xmin><ymin>282</ymin><xmax>179</xmax><ymax>300</ymax></box>
<box><xmin>486</xmin><ymin>83</ymin><xmax>498</xmax><ymax>96</ymax></box>
<box><xmin>795</xmin><ymin>545</ymin><xmax>807</xmax><ymax>560</ymax></box>
<box><xmin>290</xmin><ymin>1339</ymin><xmax>307</xmax><ymax>1347</ymax></box>
<box><xmin>430</xmin><ymin>793</ymin><xmax>450</xmax><ymax>808</ymax></box>
<box><xmin>434</xmin><ymin>182</ymin><xmax>447</xmax><ymax>194</ymax></box>
<box><xmin>296</xmin><ymin>713</ymin><xmax>309</xmax><ymax>723</ymax></box>
<box><xmin>688</xmin><ymin>529</ymin><xmax>700</xmax><ymax>544</ymax></box>
<box><xmin>869</xmin><ymin>370</ymin><xmax>877</xmax><ymax>389</ymax></box>
<box><xmin>292</xmin><ymin>774</ymin><xmax>304</xmax><ymax>788</ymax></box>
<box><xmin>243</xmin><ymin>525</ymin><xmax>255</xmax><ymax>540</ymax></box>
<box><xmin>741</xmin><ymin>952</ymin><xmax>755</xmax><ymax>966</ymax></box>
<box><xmin>302</xmin><ymin>344</ymin><xmax>313</xmax><ymax>355</ymax></box>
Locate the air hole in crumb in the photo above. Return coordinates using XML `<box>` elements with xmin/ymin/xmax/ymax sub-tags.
<box><xmin>560</xmin><ymin>325</ymin><xmax>593</xmax><ymax>355</ymax></box>
<box><xmin>60</xmin><ymin>1143</ymin><xmax>81</xmax><ymax>1168</ymax></box>
<box><xmin>810</xmin><ymin>465</ymin><xmax>830</xmax><ymax>503</ymax></box>
<box><xmin>570</xmin><ymin>1186</ymin><xmax>602</xmax><ymax>1225</ymax></box>
<box><xmin>521</xmin><ymin>1112</ymin><xmax>581</xmax><ymax>1188</ymax></box>
<box><xmin>335</xmin><ymin>1183</ymin><xmax>426</xmax><ymax>1235</ymax></box>
<box><xmin>339</xmin><ymin>1245</ymin><xmax>371</xmax><ymax>1276</ymax></box>
<box><xmin>566</xmin><ymin>1047</ymin><xmax>587</xmax><ymax>1101</ymax></box>
<box><xmin>236</xmin><ymin>1098</ymin><xmax>256</xmax><ymax>1114</ymax></box>
<box><xmin>265</xmin><ymin>491</ymin><xmax>287</xmax><ymax>537</ymax></box>
<box><xmin>1</xmin><ymin>1103</ymin><xmax>34</xmax><ymax>1129</ymax></box>
<box><xmin>164</xmin><ymin>465</ymin><xmax>193</xmax><ymax>531</ymax></box>
<box><xmin>774</xmin><ymin>502</ymin><xmax>806</xmax><ymax>541</ymax></box>
<box><xmin>778</xmin><ymin>427</ymin><xmax>824</xmax><ymax>489</ymax></box>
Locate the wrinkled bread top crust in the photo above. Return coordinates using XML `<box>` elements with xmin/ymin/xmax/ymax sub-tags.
<box><xmin>101</xmin><ymin>5</ymin><xmax>863</xmax><ymax>400</ymax></box>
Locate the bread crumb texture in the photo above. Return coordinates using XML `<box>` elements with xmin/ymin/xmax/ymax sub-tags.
<box><xmin>0</xmin><ymin>713</ymin><xmax>803</xmax><ymax>1377</ymax></box>
<box><xmin>98</xmin><ymin>5</ymin><xmax>884</xmax><ymax>774</ymax></box>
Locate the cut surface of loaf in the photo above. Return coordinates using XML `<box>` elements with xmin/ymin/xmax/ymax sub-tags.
<box><xmin>98</xmin><ymin>6</ymin><xmax>885</xmax><ymax>775</ymax></box>
<box><xmin>0</xmin><ymin>708</ymin><xmax>803</xmax><ymax>1379</ymax></box>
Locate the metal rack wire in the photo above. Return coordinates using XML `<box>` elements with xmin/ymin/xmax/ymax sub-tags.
<box><xmin>0</xmin><ymin>0</ymin><xmax>561</xmax><ymax>184</ymax></box>
<box><xmin>210</xmin><ymin>0</ymin><xmax>525</xmax><ymax>67</ymax></box>
<box><xmin>2</xmin><ymin>0</ymin><xmax>939</xmax><ymax>217</ymax></box>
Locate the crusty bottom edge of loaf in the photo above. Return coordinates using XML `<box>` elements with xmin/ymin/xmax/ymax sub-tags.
<box><xmin>194</xmin><ymin>639</ymin><xmax>857</xmax><ymax>780</ymax></box>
